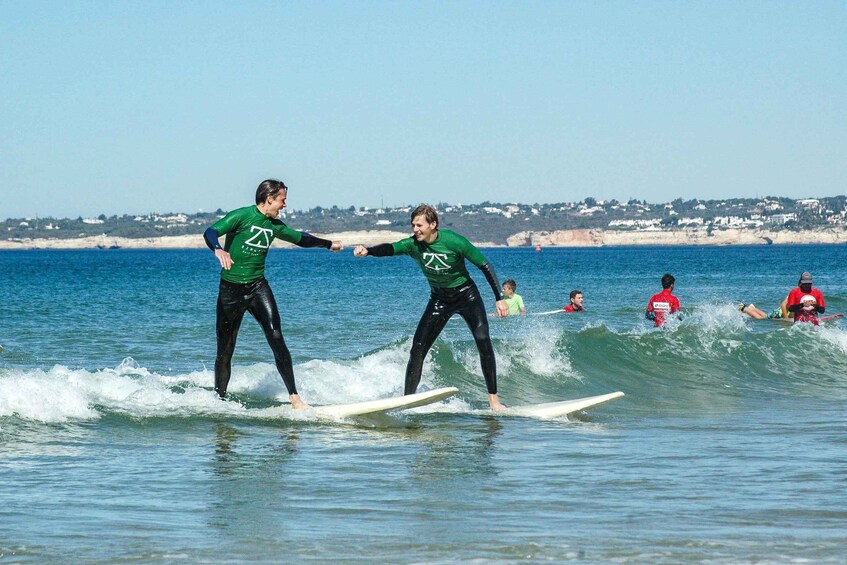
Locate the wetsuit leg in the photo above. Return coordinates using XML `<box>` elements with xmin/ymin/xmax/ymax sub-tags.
<box><xmin>247</xmin><ymin>279</ymin><xmax>298</xmax><ymax>395</ymax></box>
<box><xmin>456</xmin><ymin>286</ymin><xmax>498</xmax><ymax>394</ymax></box>
<box><xmin>215</xmin><ymin>281</ymin><xmax>250</xmax><ymax>397</ymax></box>
<box><xmin>405</xmin><ymin>296</ymin><xmax>452</xmax><ymax>395</ymax></box>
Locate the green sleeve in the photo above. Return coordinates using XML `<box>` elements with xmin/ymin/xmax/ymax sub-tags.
<box><xmin>455</xmin><ymin>233</ymin><xmax>487</xmax><ymax>267</ymax></box>
<box><xmin>211</xmin><ymin>210</ymin><xmax>243</xmax><ymax>236</ymax></box>
<box><xmin>272</xmin><ymin>221</ymin><xmax>303</xmax><ymax>245</ymax></box>
<box><xmin>391</xmin><ymin>237</ymin><xmax>416</xmax><ymax>255</ymax></box>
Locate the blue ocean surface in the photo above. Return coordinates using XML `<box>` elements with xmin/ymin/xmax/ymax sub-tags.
<box><xmin>1</xmin><ymin>244</ymin><xmax>846</xmax><ymax>563</ymax></box>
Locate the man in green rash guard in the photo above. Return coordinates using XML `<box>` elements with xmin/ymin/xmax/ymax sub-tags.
<box><xmin>203</xmin><ymin>179</ymin><xmax>342</xmax><ymax>409</ymax></box>
<box><xmin>353</xmin><ymin>205</ymin><xmax>510</xmax><ymax>411</ymax></box>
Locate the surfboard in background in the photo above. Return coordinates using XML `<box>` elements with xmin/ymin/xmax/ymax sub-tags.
<box><xmin>767</xmin><ymin>313</ymin><xmax>842</xmax><ymax>326</ymax></box>
<box><xmin>314</xmin><ymin>387</ymin><xmax>459</xmax><ymax>418</ymax></box>
<box><xmin>530</xmin><ymin>309</ymin><xmax>566</xmax><ymax>316</ymax></box>
<box><xmin>505</xmin><ymin>391</ymin><xmax>624</xmax><ymax>419</ymax></box>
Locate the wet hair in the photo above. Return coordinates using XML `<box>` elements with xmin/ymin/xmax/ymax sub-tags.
<box><xmin>411</xmin><ymin>204</ymin><xmax>438</xmax><ymax>228</ymax></box>
<box><xmin>569</xmin><ymin>289</ymin><xmax>582</xmax><ymax>300</ymax></box>
<box><xmin>255</xmin><ymin>179</ymin><xmax>288</xmax><ymax>205</ymax></box>
<box><xmin>661</xmin><ymin>273</ymin><xmax>675</xmax><ymax>289</ymax></box>
<box><xmin>503</xmin><ymin>279</ymin><xmax>517</xmax><ymax>291</ymax></box>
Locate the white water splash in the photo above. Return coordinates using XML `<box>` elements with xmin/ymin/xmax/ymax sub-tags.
<box><xmin>0</xmin><ymin>342</ymin><xmax>454</xmax><ymax>424</ymax></box>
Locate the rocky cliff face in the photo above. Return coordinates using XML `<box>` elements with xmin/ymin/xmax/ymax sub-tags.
<box><xmin>507</xmin><ymin>227</ymin><xmax>847</xmax><ymax>247</ymax></box>
<box><xmin>0</xmin><ymin>231</ymin><xmax>411</xmax><ymax>250</ymax></box>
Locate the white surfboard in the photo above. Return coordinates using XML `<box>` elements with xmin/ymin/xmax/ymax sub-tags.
<box><xmin>531</xmin><ymin>309</ymin><xmax>566</xmax><ymax>316</ymax></box>
<box><xmin>314</xmin><ymin>387</ymin><xmax>459</xmax><ymax>418</ymax></box>
<box><xmin>506</xmin><ymin>391</ymin><xmax>624</xmax><ymax>419</ymax></box>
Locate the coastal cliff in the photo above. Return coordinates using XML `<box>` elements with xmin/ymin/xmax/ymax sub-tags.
<box><xmin>506</xmin><ymin>227</ymin><xmax>847</xmax><ymax>247</ymax></box>
<box><xmin>1</xmin><ymin>227</ymin><xmax>846</xmax><ymax>250</ymax></box>
<box><xmin>0</xmin><ymin>230</ymin><xmax>410</xmax><ymax>250</ymax></box>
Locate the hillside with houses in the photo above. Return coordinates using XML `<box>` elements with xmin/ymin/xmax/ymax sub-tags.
<box><xmin>3</xmin><ymin>196</ymin><xmax>846</xmax><ymax>246</ymax></box>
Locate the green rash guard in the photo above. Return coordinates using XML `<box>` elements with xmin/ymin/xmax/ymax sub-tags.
<box><xmin>391</xmin><ymin>230</ymin><xmax>489</xmax><ymax>290</ymax></box>
<box><xmin>504</xmin><ymin>293</ymin><xmax>525</xmax><ymax>315</ymax></box>
<box><xmin>211</xmin><ymin>205</ymin><xmax>303</xmax><ymax>284</ymax></box>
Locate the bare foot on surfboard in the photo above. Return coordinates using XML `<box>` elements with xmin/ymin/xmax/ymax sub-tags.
<box><xmin>290</xmin><ymin>394</ymin><xmax>309</xmax><ymax>410</ymax></box>
<box><xmin>488</xmin><ymin>393</ymin><xmax>508</xmax><ymax>411</ymax></box>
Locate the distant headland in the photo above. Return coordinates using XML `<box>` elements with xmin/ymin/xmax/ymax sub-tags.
<box><xmin>2</xmin><ymin>196</ymin><xmax>846</xmax><ymax>249</ymax></box>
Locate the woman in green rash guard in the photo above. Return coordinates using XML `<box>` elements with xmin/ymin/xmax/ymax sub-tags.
<box><xmin>354</xmin><ymin>205</ymin><xmax>510</xmax><ymax>411</ymax></box>
<box><xmin>203</xmin><ymin>179</ymin><xmax>342</xmax><ymax>409</ymax></box>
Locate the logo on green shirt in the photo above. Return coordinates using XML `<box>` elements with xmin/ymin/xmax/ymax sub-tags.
<box><xmin>422</xmin><ymin>252</ymin><xmax>451</xmax><ymax>271</ymax></box>
<box><xmin>210</xmin><ymin>205</ymin><xmax>303</xmax><ymax>284</ymax></box>
<box><xmin>244</xmin><ymin>226</ymin><xmax>274</xmax><ymax>249</ymax></box>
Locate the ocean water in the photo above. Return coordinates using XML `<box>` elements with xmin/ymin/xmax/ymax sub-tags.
<box><xmin>1</xmin><ymin>244</ymin><xmax>846</xmax><ymax>564</ymax></box>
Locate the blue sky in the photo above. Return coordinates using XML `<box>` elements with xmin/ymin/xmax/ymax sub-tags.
<box><xmin>1</xmin><ymin>1</ymin><xmax>844</xmax><ymax>218</ymax></box>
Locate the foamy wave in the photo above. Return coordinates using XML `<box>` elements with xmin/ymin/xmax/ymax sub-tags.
<box><xmin>294</xmin><ymin>341</ymin><xmax>429</xmax><ymax>405</ymax></box>
<box><xmin>505</xmin><ymin>321</ymin><xmax>574</xmax><ymax>378</ymax></box>
<box><xmin>818</xmin><ymin>323</ymin><xmax>847</xmax><ymax>354</ymax></box>
<box><xmin>0</xmin><ymin>359</ymin><xmax>248</xmax><ymax>423</ymax></box>
<box><xmin>0</xmin><ymin>344</ymin><xmax>454</xmax><ymax>424</ymax></box>
<box><xmin>0</xmin><ymin>366</ymin><xmax>99</xmax><ymax>423</ymax></box>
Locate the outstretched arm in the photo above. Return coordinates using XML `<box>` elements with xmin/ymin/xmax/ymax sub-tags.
<box><xmin>354</xmin><ymin>243</ymin><xmax>394</xmax><ymax>258</ymax></box>
<box><xmin>297</xmin><ymin>232</ymin><xmax>342</xmax><ymax>251</ymax></box>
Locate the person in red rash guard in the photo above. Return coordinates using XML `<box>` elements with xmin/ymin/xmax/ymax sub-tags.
<box><xmin>786</xmin><ymin>271</ymin><xmax>825</xmax><ymax>325</ymax></box>
<box><xmin>645</xmin><ymin>273</ymin><xmax>681</xmax><ymax>327</ymax></box>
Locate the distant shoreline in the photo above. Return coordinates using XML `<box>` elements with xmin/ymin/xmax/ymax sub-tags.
<box><xmin>1</xmin><ymin>227</ymin><xmax>845</xmax><ymax>250</ymax></box>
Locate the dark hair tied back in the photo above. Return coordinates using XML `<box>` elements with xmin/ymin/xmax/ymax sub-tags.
<box><xmin>255</xmin><ymin>179</ymin><xmax>288</xmax><ymax>205</ymax></box>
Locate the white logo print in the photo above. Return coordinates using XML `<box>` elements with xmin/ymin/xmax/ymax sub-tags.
<box><xmin>652</xmin><ymin>301</ymin><xmax>671</xmax><ymax>313</ymax></box>
<box><xmin>244</xmin><ymin>226</ymin><xmax>274</xmax><ymax>249</ymax></box>
<box><xmin>423</xmin><ymin>252</ymin><xmax>450</xmax><ymax>271</ymax></box>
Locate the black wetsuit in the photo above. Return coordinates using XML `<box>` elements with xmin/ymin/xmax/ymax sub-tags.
<box><xmin>205</xmin><ymin>205</ymin><xmax>331</xmax><ymax>398</ymax></box>
<box><xmin>214</xmin><ymin>277</ymin><xmax>296</xmax><ymax>396</ymax></box>
<box><xmin>367</xmin><ymin>230</ymin><xmax>504</xmax><ymax>395</ymax></box>
<box><xmin>407</xmin><ymin>282</ymin><xmax>497</xmax><ymax>394</ymax></box>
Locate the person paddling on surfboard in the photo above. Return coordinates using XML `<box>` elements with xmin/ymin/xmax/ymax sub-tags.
<box><xmin>563</xmin><ymin>290</ymin><xmax>585</xmax><ymax>312</ymax></box>
<box><xmin>786</xmin><ymin>271</ymin><xmax>825</xmax><ymax>325</ymax></box>
<box><xmin>353</xmin><ymin>204</ymin><xmax>510</xmax><ymax>411</ymax></box>
<box><xmin>203</xmin><ymin>179</ymin><xmax>343</xmax><ymax>408</ymax></box>
<box><xmin>739</xmin><ymin>295</ymin><xmax>791</xmax><ymax>320</ymax></box>
<box><xmin>645</xmin><ymin>273</ymin><xmax>681</xmax><ymax>327</ymax></box>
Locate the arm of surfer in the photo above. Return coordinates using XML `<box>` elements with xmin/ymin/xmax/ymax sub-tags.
<box><xmin>203</xmin><ymin>227</ymin><xmax>221</xmax><ymax>251</ymax></box>
<box><xmin>788</xmin><ymin>302</ymin><xmax>825</xmax><ymax>314</ymax></box>
<box><xmin>297</xmin><ymin>232</ymin><xmax>342</xmax><ymax>251</ymax></box>
<box><xmin>478</xmin><ymin>262</ymin><xmax>509</xmax><ymax>317</ymax></box>
<box><xmin>787</xmin><ymin>300</ymin><xmax>823</xmax><ymax>314</ymax></box>
<box><xmin>204</xmin><ymin>227</ymin><xmax>233</xmax><ymax>270</ymax></box>
<box><xmin>354</xmin><ymin>243</ymin><xmax>394</xmax><ymax>258</ymax></box>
